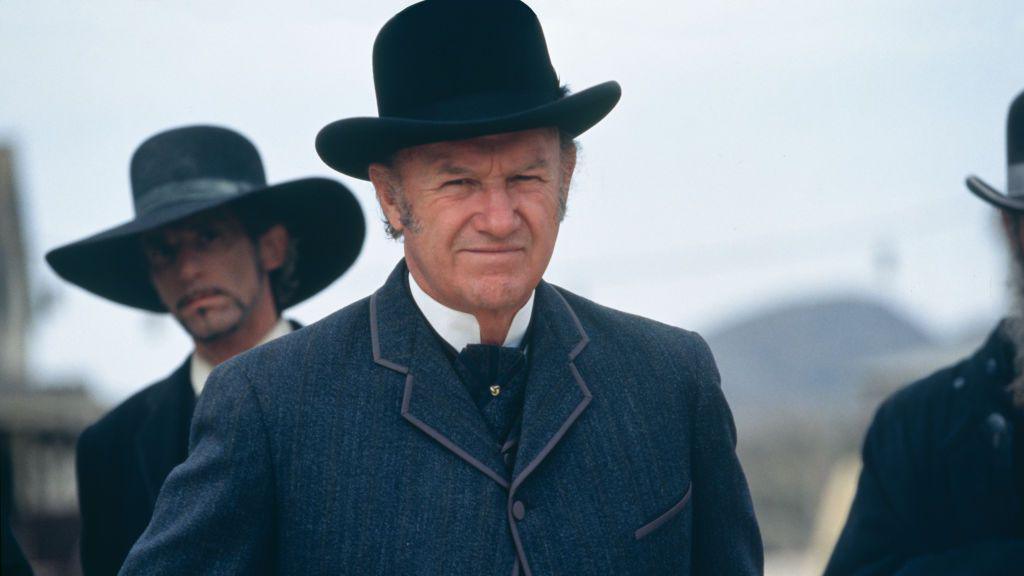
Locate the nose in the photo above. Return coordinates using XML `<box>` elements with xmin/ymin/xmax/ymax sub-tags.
<box><xmin>475</xmin><ymin>184</ymin><xmax>519</xmax><ymax>238</ymax></box>
<box><xmin>173</xmin><ymin>244</ymin><xmax>204</xmax><ymax>282</ymax></box>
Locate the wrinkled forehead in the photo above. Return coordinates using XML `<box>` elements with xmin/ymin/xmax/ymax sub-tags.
<box><xmin>393</xmin><ymin>127</ymin><xmax>561</xmax><ymax>177</ymax></box>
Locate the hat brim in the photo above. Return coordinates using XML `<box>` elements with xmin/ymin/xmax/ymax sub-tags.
<box><xmin>46</xmin><ymin>178</ymin><xmax>365</xmax><ymax>312</ymax></box>
<box><xmin>316</xmin><ymin>81</ymin><xmax>622</xmax><ymax>180</ymax></box>
<box><xmin>966</xmin><ymin>175</ymin><xmax>1024</xmax><ymax>212</ymax></box>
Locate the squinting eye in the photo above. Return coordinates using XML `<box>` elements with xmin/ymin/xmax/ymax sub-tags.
<box><xmin>512</xmin><ymin>175</ymin><xmax>540</xmax><ymax>182</ymax></box>
<box><xmin>443</xmin><ymin>179</ymin><xmax>470</xmax><ymax>187</ymax></box>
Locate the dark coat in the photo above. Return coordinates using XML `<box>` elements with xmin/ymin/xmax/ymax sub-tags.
<box><xmin>824</xmin><ymin>322</ymin><xmax>1024</xmax><ymax>576</ymax></box>
<box><xmin>76</xmin><ymin>359</ymin><xmax>195</xmax><ymax>576</ymax></box>
<box><xmin>120</xmin><ymin>262</ymin><xmax>763</xmax><ymax>575</ymax></box>
<box><xmin>76</xmin><ymin>320</ymin><xmax>301</xmax><ymax>576</ymax></box>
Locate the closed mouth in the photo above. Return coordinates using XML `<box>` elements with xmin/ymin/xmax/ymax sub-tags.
<box><xmin>177</xmin><ymin>288</ymin><xmax>226</xmax><ymax>311</ymax></box>
<box><xmin>462</xmin><ymin>246</ymin><xmax>524</xmax><ymax>254</ymax></box>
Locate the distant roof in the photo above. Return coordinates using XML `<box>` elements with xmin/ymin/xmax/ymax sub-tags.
<box><xmin>704</xmin><ymin>295</ymin><xmax>933</xmax><ymax>426</ymax></box>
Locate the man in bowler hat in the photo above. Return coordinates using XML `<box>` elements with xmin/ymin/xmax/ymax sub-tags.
<box><xmin>46</xmin><ymin>125</ymin><xmax>365</xmax><ymax>576</ymax></box>
<box><xmin>825</xmin><ymin>91</ymin><xmax>1024</xmax><ymax>575</ymax></box>
<box><xmin>121</xmin><ymin>2</ymin><xmax>762</xmax><ymax>574</ymax></box>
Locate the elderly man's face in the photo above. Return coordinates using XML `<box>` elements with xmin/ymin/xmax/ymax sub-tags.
<box><xmin>142</xmin><ymin>208</ymin><xmax>285</xmax><ymax>342</ymax></box>
<box><xmin>371</xmin><ymin>128</ymin><xmax>574</xmax><ymax>317</ymax></box>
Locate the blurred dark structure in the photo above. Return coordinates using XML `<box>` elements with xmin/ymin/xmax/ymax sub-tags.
<box><xmin>1</xmin><ymin>145</ymin><xmax>103</xmax><ymax>576</ymax></box>
<box><xmin>1</xmin><ymin>146</ymin><xmax>30</xmax><ymax>389</ymax></box>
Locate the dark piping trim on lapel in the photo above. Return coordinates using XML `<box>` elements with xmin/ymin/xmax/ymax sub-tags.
<box><xmin>510</xmin><ymin>363</ymin><xmax>592</xmax><ymax>493</ymax></box>
<box><xmin>507</xmin><ymin>287</ymin><xmax>593</xmax><ymax>576</ymax></box>
<box><xmin>510</xmin><ymin>287</ymin><xmax>592</xmax><ymax>494</ymax></box>
<box><xmin>508</xmin><ymin>365</ymin><xmax>590</xmax><ymax>576</ymax></box>
<box><xmin>560</xmin><ymin>288</ymin><xmax>591</xmax><ymax>361</ymax></box>
<box><xmin>370</xmin><ymin>291</ymin><xmax>409</xmax><ymax>374</ymax></box>
<box><xmin>371</xmin><ymin>287</ymin><xmax>511</xmax><ymax>489</ymax></box>
<box><xmin>400</xmin><ymin>373</ymin><xmax>511</xmax><ymax>489</ymax></box>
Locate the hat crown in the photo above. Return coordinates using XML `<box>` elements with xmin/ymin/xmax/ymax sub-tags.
<box><xmin>372</xmin><ymin>0</ymin><xmax>561</xmax><ymax>122</ymax></box>
<box><xmin>129</xmin><ymin>125</ymin><xmax>268</xmax><ymax>216</ymax></box>
<box><xmin>1007</xmin><ymin>90</ymin><xmax>1024</xmax><ymax>167</ymax></box>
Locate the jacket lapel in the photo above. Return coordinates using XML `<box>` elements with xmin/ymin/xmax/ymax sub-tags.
<box><xmin>510</xmin><ymin>281</ymin><xmax>592</xmax><ymax>493</ymax></box>
<box><xmin>134</xmin><ymin>358</ymin><xmax>195</xmax><ymax>505</ymax></box>
<box><xmin>371</xmin><ymin>262</ymin><xmax>509</xmax><ymax>489</ymax></box>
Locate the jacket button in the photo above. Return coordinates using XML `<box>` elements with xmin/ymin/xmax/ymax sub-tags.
<box><xmin>512</xmin><ymin>501</ymin><xmax>526</xmax><ymax>521</ymax></box>
<box><xmin>952</xmin><ymin>376</ymin><xmax>966</xmax><ymax>390</ymax></box>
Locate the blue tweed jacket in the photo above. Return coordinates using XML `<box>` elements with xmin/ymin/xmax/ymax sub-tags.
<box><xmin>120</xmin><ymin>261</ymin><xmax>762</xmax><ymax>575</ymax></box>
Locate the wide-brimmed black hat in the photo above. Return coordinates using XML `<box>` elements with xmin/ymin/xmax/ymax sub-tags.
<box><xmin>316</xmin><ymin>0</ymin><xmax>621</xmax><ymax>180</ymax></box>
<box><xmin>967</xmin><ymin>90</ymin><xmax>1024</xmax><ymax>211</ymax></box>
<box><xmin>46</xmin><ymin>125</ymin><xmax>366</xmax><ymax>312</ymax></box>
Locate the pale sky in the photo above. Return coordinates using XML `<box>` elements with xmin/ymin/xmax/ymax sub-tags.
<box><xmin>2</xmin><ymin>0</ymin><xmax>1022</xmax><ymax>403</ymax></box>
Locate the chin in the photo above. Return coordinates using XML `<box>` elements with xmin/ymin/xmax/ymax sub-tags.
<box><xmin>465</xmin><ymin>277</ymin><xmax>534</xmax><ymax>312</ymax></box>
<box><xmin>182</xmin><ymin>311</ymin><xmax>243</xmax><ymax>342</ymax></box>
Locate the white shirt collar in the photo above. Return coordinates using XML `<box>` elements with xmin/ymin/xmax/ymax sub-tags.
<box><xmin>408</xmin><ymin>272</ymin><xmax>534</xmax><ymax>353</ymax></box>
<box><xmin>190</xmin><ymin>318</ymin><xmax>293</xmax><ymax>396</ymax></box>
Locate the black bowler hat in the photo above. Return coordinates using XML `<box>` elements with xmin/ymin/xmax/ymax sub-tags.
<box><xmin>46</xmin><ymin>125</ymin><xmax>366</xmax><ymax>312</ymax></box>
<box><xmin>967</xmin><ymin>90</ymin><xmax>1024</xmax><ymax>211</ymax></box>
<box><xmin>315</xmin><ymin>0</ymin><xmax>621</xmax><ymax>180</ymax></box>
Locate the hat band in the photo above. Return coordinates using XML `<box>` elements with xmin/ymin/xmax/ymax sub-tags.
<box><xmin>135</xmin><ymin>178</ymin><xmax>257</xmax><ymax>216</ymax></box>
<box><xmin>1010</xmin><ymin>162</ymin><xmax>1024</xmax><ymax>198</ymax></box>
<box><xmin>396</xmin><ymin>89</ymin><xmax>556</xmax><ymax>123</ymax></box>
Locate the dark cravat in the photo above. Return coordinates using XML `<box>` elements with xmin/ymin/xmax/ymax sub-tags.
<box><xmin>454</xmin><ymin>344</ymin><xmax>529</xmax><ymax>444</ymax></box>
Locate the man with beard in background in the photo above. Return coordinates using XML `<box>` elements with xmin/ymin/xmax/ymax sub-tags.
<box><xmin>45</xmin><ymin>125</ymin><xmax>364</xmax><ymax>576</ymax></box>
<box><xmin>825</xmin><ymin>91</ymin><xmax>1024</xmax><ymax>575</ymax></box>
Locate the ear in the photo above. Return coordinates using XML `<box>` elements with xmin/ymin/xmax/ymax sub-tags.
<box><xmin>257</xmin><ymin>224</ymin><xmax>289</xmax><ymax>272</ymax></box>
<box><xmin>368</xmin><ymin>163</ymin><xmax>405</xmax><ymax>235</ymax></box>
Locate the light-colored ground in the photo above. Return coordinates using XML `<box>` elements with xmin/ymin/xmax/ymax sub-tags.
<box><xmin>766</xmin><ymin>551</ymin><xmax>816</xmax><ymax>576</ymax></box>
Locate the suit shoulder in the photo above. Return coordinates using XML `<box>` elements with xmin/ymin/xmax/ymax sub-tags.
<box><xmin>878</xmin><ymin>357</ymin><xmax>967</xmax><ymax>417</ymax></box>
<box><xmin>555</xmin><ymin>285</ymin><xmax>707</xmax><ymax>351</ymax></box>
<box><xmin>865</xmin><ymin>356</ymin><xmax>970</xmax><ymax>452</ymax></box>
<box><xmin>552</xmin><ymin>285</ymin><xmax>713</xmax><ymax>381</ymax></box>
<box><xmin>887</xmin><ymin>358</ymin><xmax>966</xmax><ymax>407</ymax></box>
<box><xmin>77</xmin><ymin>368</ymin><xmax>183</xmax><ymax>455</ymax></box>
<box><xmin>216</xmin><ymin>296</ymin><xmax>372</xmax><ymax>384</ymax></box>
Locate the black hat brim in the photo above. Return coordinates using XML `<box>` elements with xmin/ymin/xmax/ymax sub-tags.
<box><xmin>45</xmin><ymin>178</ymin><xmax>365</xmax><ymax>312</ymax></box>
<box><xmin>966</xmin><ymin>175</ymin><xmax>1024</xmax><ymax>212</ymax></box>
<box><xmin>316</xmin><ymin>81</ymin><xmax>622</xmax><ymax>180</ymax></box>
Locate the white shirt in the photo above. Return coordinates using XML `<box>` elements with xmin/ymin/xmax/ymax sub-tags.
<box><xmin>190</xmin><ymin>318</ymin><xmax>294</xmax><ymax>396</ymax></box>
<box><xmin>408</xmin><ymin>272</ymin><xmax>534</xmax><ymax>353</ymax></box>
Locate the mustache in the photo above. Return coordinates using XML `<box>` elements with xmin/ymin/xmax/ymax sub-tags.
<box><xmin>176</xmin><ymin>286</ymin><xmax>230</xmax><ymax>312</ymax></box>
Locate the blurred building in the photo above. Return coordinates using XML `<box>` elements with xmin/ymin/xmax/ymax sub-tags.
<box><xmin>704</xmin><ymin>295</ymin><xmax>932</xmax><ymax>556</ymax></box>
<box><xmin>702</xmin><ymin>295</ymin><xmax>990</xmax><ymax>575</ymax></box>
<box><xmin>1</xmin><ymin>146</ymin><xmax>29</xmax><ymax>389</ymax></box>
<box><xmin>797</xmin><ymin>330</ymin><xmax>988</xmax><ymax>574</ymax></box>
<box><xmin>1</xmin><ymin>145</ymin><xmax>104</xmax><ymax>576</ymax></box>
